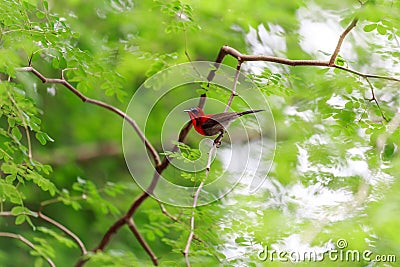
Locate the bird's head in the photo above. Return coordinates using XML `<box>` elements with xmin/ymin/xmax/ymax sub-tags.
<box><xmin>184</xmin><ymin>107</ymin><xmax>205</xmax><ymax>119</ymax></box>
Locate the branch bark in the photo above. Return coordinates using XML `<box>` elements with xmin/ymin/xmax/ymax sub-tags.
<box><xmin>127</xmin><ymin>218</ymin><xmax>158</xmax><ymax>265</ymax></box>
<box><xmin>329</xmin><ymin>18</ymin><xmax>358</xmax><ymax>65</ymax></box>
<box><xmin>213</xmin><ymin>45</ymin><xmax>400</xmax><ymax>82</ymax></box>
<box><xmin>365</xmin><ymin>77</ymin><xmax>388</xmax><ymax>121</ymax></box>
<box><xmin>224</xmin><ymin>60</ymin><xmax>242</xmax><ymax>112</ymax></box>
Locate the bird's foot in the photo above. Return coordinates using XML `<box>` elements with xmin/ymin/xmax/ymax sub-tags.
<box><xmin>213</xmin><ymin>139</ymin><xmax>222</xmax><ymax>147</ymax></box>
<box><xmin>213</xmin><ymin>132</ymin><xmax>224</xmax><ymax>147</ymax></box>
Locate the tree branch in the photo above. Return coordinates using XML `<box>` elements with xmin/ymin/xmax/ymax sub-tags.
<box><xmin>224</xmin><ymin>60</ymin><xmax>242</xmax><ymax>112</ymax></box>
<box><xmin>159</xmin><ymin>203</ymin><xmax>181</xmax><ymax>222</ymax></box>
<box><xmin>183</xmin><ymin>181</ymin><xmax>204</xmax><ymax>267</ymax></box>
<box><xmin>365</xmin><ymin>77</ymin><xmax>388</xmax><ymax>121</ymax></box>
<box><xmin>7</xmin><ymin>90</ymin><xmax>33</xmax><ymax>161</ymax></box>
<box><xmin>214</xmin><ymin>45</ymin><xmax>400</xmax><ymax>82</ymax></box>
<box><xmin>159</xmin><ymin>203</ymin><xmax>203</xmax><ymax>242</ymax></box>
<box><xmin>333</xmin><ymin>64</ymin><xmax>400</xmax><ymax>82</ymax></box>
<box><xmin>15</xmin><ymin>66</ymin><xmax>161</xmax><ymax>167</ymax></box>
<box><xmin>0</xmin><ymin>232</ymin><xmax>56</xmax><ymax>267</ymax></box>
<box><xmin>329</xmin><ymin>18</ymin><xmax>358</xmax><ymax>65</ymax></box>
<box><xmin>75</xmin><ymin>95</ymin><xmax>207</xmax><ymax>267</ymax></box>
<box><xmin>126</xmin><ymin>218</ymin><xmax>158</xmax><ymax>266</ymax></box>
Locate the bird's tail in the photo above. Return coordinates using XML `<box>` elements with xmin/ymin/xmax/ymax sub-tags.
<box><xmin>237</xmin><ymin>109</ymin><xmax>264</xmax><ymax>117</ymax></box>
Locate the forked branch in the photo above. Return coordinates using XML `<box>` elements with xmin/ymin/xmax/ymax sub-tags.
<box><xmin>213</xmin><ymin>45</ymin><xmax>400</xmax><ymax>82</ymax></box>
<box><xmin>329</xmin><ymin>18</ymin><xmax>358</xmax><ymax>65</ymax></box>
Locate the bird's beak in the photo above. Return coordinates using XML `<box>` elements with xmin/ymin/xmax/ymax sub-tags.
<box><xmin>183</xmin><ymin>109</ymin><xmax>190</xmax><ymax>112</ymax></box>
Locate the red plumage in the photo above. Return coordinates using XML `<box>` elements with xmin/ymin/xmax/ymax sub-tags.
<box><xmin>184</xmin><ymin>107</ymin><xmax>264</xmax><ymax>136</ymax></box>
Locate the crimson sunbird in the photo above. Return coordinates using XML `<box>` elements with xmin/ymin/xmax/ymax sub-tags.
<box><xmin>184</xmin><ymin>107</ymin><xmax>264</xmax><ymax>136</ymax></box>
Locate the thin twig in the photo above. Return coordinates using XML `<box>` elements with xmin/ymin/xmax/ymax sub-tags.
<box><xmin>126</xmin><ymin>218</ymin><xmax>158</xmax><ymax>266</ymax></box>
<box><xmin>7</xmin><ymin>91</ymin><xmax>33</xmax><ymax>161</ymax></box>
<box><xmin>61</xmin><ymin>68</ymin><xmax>77</xmax><ymax>80</ymax></box>
<box><xmin>15</xmin><ymin>66</ymin><xmax>161</xmax><ymax>167</ymax></box>
<box><xmin>365</xmin><ymin>77</ymin><xmax>388</xmax><ymax>121</ymax></box>
<box><xmin>224</xmin><ymin>60</ymin><xmax>242</xmax><ymax>112</ymax></box>
<box><xmin>183</xmin><ymin>28</ymin><xmax>192</xmax><ymax>63</ymax></box>
<box><xmin>211</xmin><ymin>45</ymin><xmax>400</xmax><ymax>83</ymax></box>
<box><xmin>160</xmin><ymin>203</ymin><xmax>203</xmax><ymax>242</ymax></box>
<box><xmin>0</xmin><ymin>232</ymin><xmax>56</xmax><ymax>267</ymax></box>
<box><xmin>183</xmin><ymin>181</ymin><xmax>204</xmax><ymax>267</ymax></box>
<box><xmin>159</xmin><ymin>203</ymin><xmax>180</xmax><ymax>222</ymax></box>
<box><xmin>329</xmin><ymin>18</ymin><xmax>358</xmax><ymax>65</ymax></box>
<box><xmin>333</xmin><ymin>64</ymin><xmax>400</xmax><ymax>82</ymax></box>
<box><xmin>40</xmin><ymin>195</ymin><xmax>85</xmax><ymax>207</ymax></box>
<box><xmin>183</xmin><ymin>97</ymin><xmax>227</xmax><ymax>266</ymax></box>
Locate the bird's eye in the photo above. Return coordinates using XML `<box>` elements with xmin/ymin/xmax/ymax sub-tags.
<box><xmin>191</xmin><ymin>108</ymin><xmax>198</xmax><ymax>114</ymax></box>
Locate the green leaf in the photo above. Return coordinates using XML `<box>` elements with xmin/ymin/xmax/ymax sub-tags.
<box><xmin>36</xmin><ymin>11</ymin><xmax>45</xmax><ymax>19</ymax></box>
<box><xmin>35</xmin><ymin>132</ymin><xmax>53</xmax><ymax>145</ymax></box>
<box><xmin>59</xmin><ymin>57</ymin><xmax>67</xmax><ymax>69</ymax></box>
<box><xmin>34</xmin><ymin>258</ymin><xmax>44</xmax><ymax>267</ymax></box>
<box><xmin>335</xmin><ymin>57</ymin><xmax>346</xmax><ymax>66</ymax></box>
<box><xmin>43</xmin><ymin>0</ymin><xmax>49</xmax><ymax>10</ymax></box>
<box><xmin>5</xmin><ymin>174</ymin><xmax>17</xmax><ymax>183</ymax></box>
<box><xmin>363</xmin><ymin>24</ymin><xmax>377</xmax><ymax>32</ymax></box>
<box><xmin>11</xmin><ymin>206</ymin><xmax>25</xmax><ymax>215</ymax></box>
<box><xmin>15</xmin><ymin>214</ymin><xmax>26</xmax><ymax>225</ymax></box>
<box><xmin>1</xmin><ymin>162</ymin><xmax>18</xmax><ymax>175</ymax></box>
<box><xmin>316</xmin><ymin>68</ymin><xmax>330</xmax><ymax>74</ymax></box>
<box><xmin>377</xmin><ymin>24</ymin><xmax>387</xmax><ymax>35</ymax></box>
<box><xmin>11</xmin><ymin>127</ymin><xmax>22</xmax><ymax>141</ymax></box>
<box><xmin>37</xmin><ymin>226</ymin><xmax>77</xmax><ymax>248</ymax></box>
<box><xmin>35</xmin><ymin>132</ymin><xmax>47</xmax><ymax>145</ymax></box>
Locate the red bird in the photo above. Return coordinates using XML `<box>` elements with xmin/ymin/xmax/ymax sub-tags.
<box><xmin>184</xmin><ymin>107</ymin><xmax>264</xmax><ymax>136</ymax></box>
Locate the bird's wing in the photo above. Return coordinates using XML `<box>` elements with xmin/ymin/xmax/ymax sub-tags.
<box><xmin>206</xmin><ymin>112</ymin><xmax>239</xmax><ymax>127</ymax></box>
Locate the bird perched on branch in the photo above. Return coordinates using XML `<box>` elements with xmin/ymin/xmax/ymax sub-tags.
<box><xmin>184</xmin><ymin>107</ymin><xmax>264</xmax><ymax>137</ymax></box>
